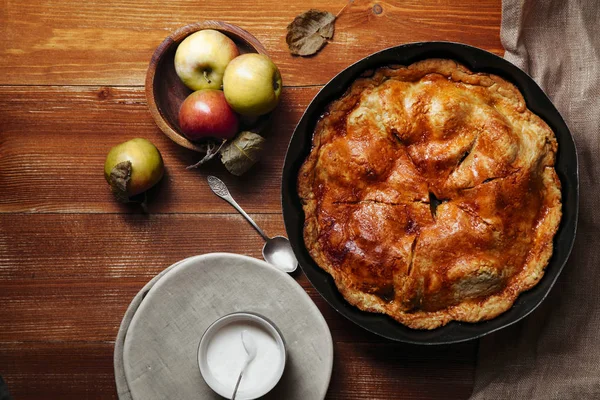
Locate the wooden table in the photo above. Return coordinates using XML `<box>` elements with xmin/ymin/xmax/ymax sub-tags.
<box><xmin>0</xmin><ymin>1</ymin><xmax>502</xmax><ymax>398</ymax></box>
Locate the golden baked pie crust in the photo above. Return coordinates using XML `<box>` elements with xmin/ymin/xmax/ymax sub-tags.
<box><xmin>298</xmin><ymin>59</ymin><xmax>561</xmax><ymax>330</ymax></box>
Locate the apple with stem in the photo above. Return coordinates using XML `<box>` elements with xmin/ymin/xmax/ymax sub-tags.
<box><xmin>178</xmin><ymin>89</ymin><xmax>239</xmax><ymax>141</ymax></box>
<box><xmin>223</xmin><ymin>53</ymin><xmax>282</xmax><ymax>117</ymax></box>
<box><xmin>174</xmin><ymin>29</ymin><xmax>239</xmax><ymax>91</ymax></box>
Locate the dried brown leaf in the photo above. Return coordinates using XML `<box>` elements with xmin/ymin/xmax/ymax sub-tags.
<box><xmin>220</xmin><ymin>131</ymin><xmax>266</xmax><ymax>176</ymax></box>
<box><xmin>109</xmin><ymin>161</ymin><xmax>132</xmax><ymax>203</ymax></box>
<box><xmin>286</xmin><ymin>9</ymin><xmax>336</xmax><ymax>57</ymax></box>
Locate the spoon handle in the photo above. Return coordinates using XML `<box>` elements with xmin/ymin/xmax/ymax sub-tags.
<box><xmin>231</xmin><ymin>370</ymin><xmax>244</xmax><ymax>400</ymax></box>
<box><xmin>207</xmin><ymin>176</ymin><xmax>269</xmax><ymax>241</ymax></box>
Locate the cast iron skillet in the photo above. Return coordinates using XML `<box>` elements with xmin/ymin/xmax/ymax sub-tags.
<box><xmin>281</xmin><ymin>42</ymin><xmax>579</xmax><ymax>344</ymax></box>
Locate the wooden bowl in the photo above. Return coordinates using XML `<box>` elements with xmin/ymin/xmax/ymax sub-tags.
<box><xmin>145</xmin><ymin>21</ymin><xmax>268</xmax><ymax>152</ymax></box>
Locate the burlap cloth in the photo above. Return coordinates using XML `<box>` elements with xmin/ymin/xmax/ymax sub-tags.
<box><xmin>471</xmin><ymin>1</ymin><xmax>599</xmax><ymax>398</ymax></box>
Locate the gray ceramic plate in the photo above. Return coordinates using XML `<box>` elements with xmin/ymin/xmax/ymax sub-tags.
<box><xmin>115</xmin><ymin>253</ymin><xmax>333</xmax><ymax>400</ymax></box>
<box><xmin>114</xmin><ymin>257</ymin><xmax>191</xmax><ymax>399</ymax></box>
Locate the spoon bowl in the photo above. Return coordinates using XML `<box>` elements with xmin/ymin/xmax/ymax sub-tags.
<box><xmin>207</xmin><ymin>176</ymin><xmax>298</xmax><ymax>273</ymax></box>
<box><xmin>262</xmin><ymin>236</ymin><xmax>297</xmax><ymax>273</ymax></box>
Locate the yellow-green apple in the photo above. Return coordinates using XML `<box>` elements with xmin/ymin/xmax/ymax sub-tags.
<box><xmin>178</xmin><ymin>89</ymin><xmax>239</xmax><ymax>141</ymax></box>
<box><xmin>174</xmin><ymin>29</ymin><xmax>239</xmax><ymax>91</ymax></box>
<box><xmin>104</xmin><ymin>138</ymin><xmax>164</xmax><ymax>200</ymax></box>
<box><xmin>222</xmin><ymin>53</ymin><xmax>282</xmax><ymax>116</ymax></box>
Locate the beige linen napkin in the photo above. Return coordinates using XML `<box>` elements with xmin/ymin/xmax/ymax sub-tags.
<box><xmin>471</xmin><ymin>1</ymin><xmax>600</xmax><ymax>399</ymax></box>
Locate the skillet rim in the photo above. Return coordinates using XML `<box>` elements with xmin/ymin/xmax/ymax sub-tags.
<box><xmin>281</xmin><ymin>41</ymin><xmax>579</xmax><ymax>345</ymax></box>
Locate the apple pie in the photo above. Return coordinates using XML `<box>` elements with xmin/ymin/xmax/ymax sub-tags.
<box><xmin>297</xmin><ymin>59</ymin><xmax>561</xmax><ymax>329</ymax></box>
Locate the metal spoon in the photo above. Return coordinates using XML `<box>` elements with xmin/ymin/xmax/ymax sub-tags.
<box><xmin>231</xmin><ymin>330</ymin><xmax>257</xmax><ymax>400</ymax></box>
<box><xmin>207</xmin><ymin>176</ymin><xmax>298</xmax><ymax>273</ymax></box>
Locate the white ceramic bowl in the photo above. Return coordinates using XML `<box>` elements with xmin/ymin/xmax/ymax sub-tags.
<box><xmin>198</xmin><ymin>312</ymin><xmax>286</xmax><ymax>400</ymax></box>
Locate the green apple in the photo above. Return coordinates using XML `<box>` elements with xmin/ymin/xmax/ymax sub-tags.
<box><xmin>222</xmin><ymin>53</ymin><xmax>282</xmax><ymax>117</ymax></box>
<box><xmin>174</xmin><ymin>29</ymin><xmax>239</xmax><ymax>91</ymax></box>
<box><xmin>104</xmin><ymin>138</ymin><xmax>164</xmax><ymax>202</ymax></box>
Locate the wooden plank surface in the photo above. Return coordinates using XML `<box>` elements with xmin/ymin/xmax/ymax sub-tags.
<box><xmin>0</xmin><ymin>0</ymin><xmax>503</xmax><ymax>398</ymax></box>
<box><xmin>0</xmin><ymin>343</ymin><xmax>117</xmax><ymax>400</ymax></box>
<box><xmin>0</xmin><ymin>0</ymin><xmax>501</xmax><ymax>86</ymax></box>
<box><xmin>0</xmin><ymin>86</ymin><xmax>318</xmax><ymax>214</ymax></box>
<box><xmin>0</xmin><ymin>212</ymin><xmax>468</xmax><ymax>345</ymax></box>
<box><xmin>0</xmin><ymin>212</ymin><xmax>478</xmax><ymax>397</ymax></box>
<box><xmin>0</xmin><ymin>341</ymin><xmax>475</xmax><ymax>400</ymax></box>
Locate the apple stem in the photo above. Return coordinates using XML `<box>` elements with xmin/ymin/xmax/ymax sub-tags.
<box><xmin>203</xmin><ymin>70</ymin><xmax>211</xmax><ymax>84</ymax></box>
<box><xmin>186</xmin><ymin>139</ymin><xmax>227</xmax><ymax>170</ymax></box>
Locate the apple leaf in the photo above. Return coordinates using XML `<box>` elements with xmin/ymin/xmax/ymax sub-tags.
<box><xmin>286</xmin><ymin>9</ymin><xmax>336</xmax><ymax>56</ymax></box>
<box><xmin>109</xmin><ymin>161</ymin><xmax>132</xmax><ymax>203</ymax></box>
<box><xmin>220</xmin><ymin>131</ymin><xmax>266</xmax><ymax>176</ymax></box>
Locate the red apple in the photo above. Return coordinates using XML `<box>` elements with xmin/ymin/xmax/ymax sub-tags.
<box><xmin>178</xmin><ymin>89</ymin><xmax>239</xmax><ymax>141</ymax></box>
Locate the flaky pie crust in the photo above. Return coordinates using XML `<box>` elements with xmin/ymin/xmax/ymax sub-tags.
<box><xmin>298</xmin><ymin>59</ymin><xmax>561</xmax><ymax>330</ymax></box>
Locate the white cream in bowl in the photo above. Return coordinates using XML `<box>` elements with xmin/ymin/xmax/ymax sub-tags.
<box><xmin>198</xmin><ymin>312</ymin><xmax>286</xmax><ymax>399</ymax></box>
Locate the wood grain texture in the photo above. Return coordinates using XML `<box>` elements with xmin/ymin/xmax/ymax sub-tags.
<box><xmin>0</xmin><ymin>213</ymin><xmax>475</xmax><ymax>399</ymax></box>
<box><xmin>0</xmin><ymin>86</ymin><xmax>318</xmax><ymax>214</ymax></box>
<box><xmin>0</xmin><ymin>0</ymin><xmax>504</xmax><ymax>398</ymax></box>
<box><xmin>0</xmin><ymin>212</ymin><xmax>435</xmax><ymax>344</ymax></box>
<box><xmin>0</xmin><ymin>213</ymin><xmax>286</xmax><ymax>282</ymax></box>
<box><xmin>0</xmin><ymin>213</ymin><xmax>478</xmax><ymax>398</ymax></box>
<box><xmin>0</xmin><ymin>276</ymin><xmax>428</xmax><ymax>345</ymax></box>
<box><xmin>0</xmin><ymin>341</ymin><xmax>476</xmax><ymax>400</ymax></box>
<box><xmin>0</xmin><ymin>0</ymin><xmax>502</xmax><ymax>86</ymax></box>
<box><xmin>0</xmin><ymin>342</ymin><xmax>117</xmax><ymax>400</ymax></box>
